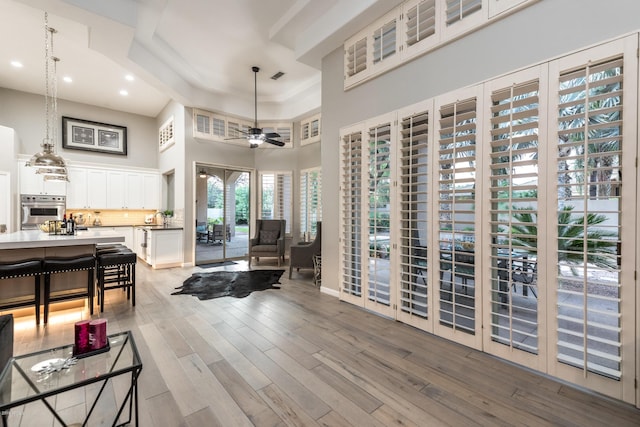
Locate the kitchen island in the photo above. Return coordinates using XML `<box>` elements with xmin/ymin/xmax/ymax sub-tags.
<box><xmin>0</xmin><ymin>229</ymin><xmax>126</xmax><ymax>322</ymax></box>
<box><xmin>0</xmin><ymin>229</ymin><xmax>125</xmax><ymax>250</ymax></box>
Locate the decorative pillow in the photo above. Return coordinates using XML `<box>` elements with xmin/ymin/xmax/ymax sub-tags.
<box><xmin>259</xmin><ymin>230</ymin><xmax>279</xmax><ymax>245</ymax></box>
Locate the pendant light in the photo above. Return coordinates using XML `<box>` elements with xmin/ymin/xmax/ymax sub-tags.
<box><xmin>199</xmin><ymin>169</ymin><xmax>207</xmax><ymax>178</ymax></box>
<box><xmin>26</xmin><ymin>12</ymin><xmax>69</xmax><ymax>182</ymax></box>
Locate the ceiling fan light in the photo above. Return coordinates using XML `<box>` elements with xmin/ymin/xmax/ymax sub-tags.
<box><xmin>248</xmin><ymin>135</ymin><xmax>264</xmax><ymax>145</ymax></box>
<box><xmin>199</xmin><ymin>169</ymin><xmax>207</xmax><ymax>178</ymax></box>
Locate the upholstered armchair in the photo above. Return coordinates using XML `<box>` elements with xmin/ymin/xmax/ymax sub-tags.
<box><xmin>249</xmin><ymin>219</ymin><xmax>286</xmax><ymax>267</ymax></box>
<box><xmin>289</xmin><ymin>222</ymin><xmax>321</xmax><ymax>279</ymax></box>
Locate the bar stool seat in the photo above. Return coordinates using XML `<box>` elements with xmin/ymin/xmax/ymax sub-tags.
<box><xmin>97</xmin><ymin>250</ymin><xmax>136</xmax><ymax>313</ymax></box>
<box><xmin>43</xmin><ymin>256</ymin><xmax>96</xmax><ymax>324</ymax></box>
<box><xmin>0</xmin><ymin>259</ymin><xmax>42</xmax><ymax>325</ymax></box>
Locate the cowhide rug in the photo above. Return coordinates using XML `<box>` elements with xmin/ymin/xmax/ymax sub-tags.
<box><xmin>172</xmin><ymin>270</ymin><xmax>284</xmax><ymax>300</ymax></box>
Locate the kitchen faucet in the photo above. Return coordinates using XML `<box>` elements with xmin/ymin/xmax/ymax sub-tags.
<box><xmin>155</xmin><ymin>211</ymin><xmax>167</xmax><ymax>226</ymax></box>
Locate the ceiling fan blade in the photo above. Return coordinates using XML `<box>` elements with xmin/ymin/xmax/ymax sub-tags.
<box><xmin>264</xmin><ymin>132</ymin><xmax>280</xmax><ymax>138</ymax></box>
<box><xmin>265</xmin><ymin>138</ymin><xmax>285</xmax><ymax>147</ymax></box>
<box><xmin>224</xmin><ymin>137</ymin><xmax>246</xmax><ymax>141</ymax></box>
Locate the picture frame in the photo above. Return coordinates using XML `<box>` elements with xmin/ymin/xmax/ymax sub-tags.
<box><xmin>62</xmin><ymin>116</ymin><xmax>127</xmax><ymax>155</ymax></box>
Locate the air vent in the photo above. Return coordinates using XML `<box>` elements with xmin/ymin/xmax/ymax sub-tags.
<box><xmin>271</xmin><ymin>71</ymin><xmax>285</xmax><ymax>80</ymax></box>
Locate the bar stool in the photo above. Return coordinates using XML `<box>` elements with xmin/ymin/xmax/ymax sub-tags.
<box><xmin>97</xmin><ymin>249</ymin><xmax>137</xmax><ymax>313</ymax></box>
<box><xmin>42</xmin><ymin>256</ymin><xmax>96</xmax><ymax>324</ymax></box>
<box><xmin>0</xmin><ymin>259</ymin><xmax>42</xmax><ymax>325</ymax></box>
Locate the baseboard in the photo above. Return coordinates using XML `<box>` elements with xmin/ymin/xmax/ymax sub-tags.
<box><xmin>320</xmin><ymin>286</ymin><xmax>339</xmax><ymax>298</ymax></box>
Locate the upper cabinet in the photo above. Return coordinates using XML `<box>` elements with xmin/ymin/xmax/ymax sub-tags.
<box><xmin>67</xmin><ymin>167</ymin><xmax>108</xmax><ymax>209</ymax></box>
<box><xmin>66</xmin><ymin>165</ymin><xmax>159</xmax><ymax>210</ymax></box>
<box><xmin>18</xmin><ymin>160</ymin><xmax>67</xmax><ymax>195</ymax></box>
<box><xmin>107</xmin><ymin>170</ymin><xmax>160</xmax><ymax>210</ymax></box>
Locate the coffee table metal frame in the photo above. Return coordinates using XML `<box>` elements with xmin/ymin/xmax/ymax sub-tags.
<box><xmin>0</xmin><ymin>331</ymin><xmax>142</xmax><ymax>427</ymax></box>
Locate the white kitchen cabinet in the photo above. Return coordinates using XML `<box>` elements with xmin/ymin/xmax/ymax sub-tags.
<box><xmin>142</xmin><ymin>173</ymin><xmax>160</xmax><ymax>210</ymax></box>
<box><xmin>133</xmin><ymin>226</ymin><xmax>147</xmax><ymax>260</ymax></box>
<box><xmin>67</xmin><ymin>168</ymin><xmax>108</xmax><ymax>209</ymax></box>
<box><xmin>19</xmin><ymin>160</ymin><xmax>67</xmax><ymax>195</ymax></box>
<box><xmin>144</xmin><ymin>228</ymin><xmax>183</xmax><ymax>269</ymax></box>
<box><xmin>107</xmin><ymin>171</ymin><xmax>160</xmax><ymax>210</ymax></box>
<box><xmin>92</xmin><ymin>226</ymin><xmax>134</xmax><ymax>249</ymax></box>
<box><xmin>106</xmin><ymin>170</ymin><xmax>126</xmax><ymax>209</ymax></box>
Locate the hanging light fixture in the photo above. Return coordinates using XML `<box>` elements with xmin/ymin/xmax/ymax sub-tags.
<box><xmin>199</xmin><ymin>169</ymin><xmax>207</xmax><ymax>178</ymax></box>
<box><xmin>26</xmin><ymin>12</ymin><xmax>69</xmax><ymax>182</ymax></box>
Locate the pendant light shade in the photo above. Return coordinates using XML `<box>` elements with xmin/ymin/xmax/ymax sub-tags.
<box><xmin>26</xmin><ymin>12</ymin><xmax>69</xmax><ymax>182</ymax></box>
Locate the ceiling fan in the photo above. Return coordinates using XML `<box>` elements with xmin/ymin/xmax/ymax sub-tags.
<box><xmin>226</xmin><ymin>66</ymin><xmax>284</xmax><ymax>148</ymax></box>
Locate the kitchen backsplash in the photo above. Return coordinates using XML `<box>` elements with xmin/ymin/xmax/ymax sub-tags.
<box><xmin>65</xmin><ymin>209</ymin><xmax>158</xmax><ymax>227</ymax></box>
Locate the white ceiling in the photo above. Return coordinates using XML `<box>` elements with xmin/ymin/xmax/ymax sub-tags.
<box><xmin>0</xmin><ymin>0</ymin><xmax>403</xmax><ymax>119</ymax></box>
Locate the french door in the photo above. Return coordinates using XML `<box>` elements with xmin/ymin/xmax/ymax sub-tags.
<box><xmin>339</xmin><ymin>114</ymin><xmax>397</xmax><ymax>318</ymax></box>
<box><xmin>339</xmin><ymin>35</ymin><xmax>638</xmax><ymax>403</ymax></box>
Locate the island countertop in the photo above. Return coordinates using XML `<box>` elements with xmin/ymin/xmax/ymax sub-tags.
<box><xmin>0</xmin><ymin>229</ymin><xmax>125</xmax><ymax>250</ymax></box>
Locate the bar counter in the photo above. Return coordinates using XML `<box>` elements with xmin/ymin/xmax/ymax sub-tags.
<box><xmin>0</xmin><ymin>229</ymin><xmax>125</xmax><ymax>250</ymax></box>
<box><xmin>0</xmin><ymin>229</ymin><xmax>126</xmax><ymax>321</ymax></box>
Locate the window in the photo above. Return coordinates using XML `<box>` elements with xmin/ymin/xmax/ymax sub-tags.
<box><xmin>437</xmin><ymin>96</ymin><xmax>478</xmax><ymax>336</ymax></box>
<box><xmin>344</xmin><ymin>0</ymin><xmax>538</xmax><ymax>89</ymax></box>
<box><xmin>300</xmin><ymin>113</ymin><xmax>321</xmax><ymax>145</ymax></box>
<box><xmin>403</xmin><ymin>0</ymin><xmax>439</xmax><ymax>59</ymax></box>
<box><xmin>554</xmin><ymin>56</ymin><xmax>624</xmax><ymax>380</ymax></box>
<box><xmin>487</xmin><ymin>77</ymin><xmax>540</xmax><ymax>355</ymax></box>
<box><xmin>398</xmin><ymin>103</ymin><xmax>431</xmax><ymax>324</ymax></box>
<box><xmin>300</xmin><ymin>167</ymin><xmax>322</xmax><ymax>240</ymax></box>
<box><xmin>262</xmin><ymin>123</ymin><xmax>293</xmax><ymax>148</ymax></box>
<box><xmin>193</xmin><ymin>109</ymin><xmax>226</xmax><ymax>140</ymax></box>
<box><xmin>259</xmin><ymin>172</ymin><xmax>292</xmax><ymax>235</ymax></box>
<box><xmin>338</xmin><ymin>35</ymin><xmax>638</xmax><ymax>402</ymax></box>
<box><xmin>340</xmin><ymin>129</ymin><xmax>364</xmax><ymax>300</ymax></box>
<box><xmin>159</xmin><ymin>116</ymin><xmax>174</xmax><ymax>152</ymax></box>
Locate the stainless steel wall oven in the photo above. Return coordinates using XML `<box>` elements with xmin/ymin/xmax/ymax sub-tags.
<box><xmin>20</xmin><ymin>194</ymin><xmax>66</xmax><ymax>230</ymax></box>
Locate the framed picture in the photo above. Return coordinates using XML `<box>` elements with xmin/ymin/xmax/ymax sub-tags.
<box><xmin>62</xmin><ymin>116</ymin><xmax>127</xmax><ymax>155</ymax></box>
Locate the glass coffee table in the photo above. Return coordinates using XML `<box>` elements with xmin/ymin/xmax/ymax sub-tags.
<box><xmin>0</xmin><ymin>331</ymin><xmax>142</xmax><ymax>427</ymax></box>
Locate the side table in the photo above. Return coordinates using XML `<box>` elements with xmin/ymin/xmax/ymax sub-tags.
<box><xmin>0</xmin><ymin>331</ymin><xmax>142</xmax><ymax>426</ymax></box>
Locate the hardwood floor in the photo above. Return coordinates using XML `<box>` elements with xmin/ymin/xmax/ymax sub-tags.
<box><xmin>10</xmin><ymin>260</ymin><xmax>640</xmax><ymax>426</ymax></box>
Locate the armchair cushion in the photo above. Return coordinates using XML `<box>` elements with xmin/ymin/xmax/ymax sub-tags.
<box><xmin>259</xmin><ymin>230</ymin><xmax>280</xmax><ymax>245</ymax></box>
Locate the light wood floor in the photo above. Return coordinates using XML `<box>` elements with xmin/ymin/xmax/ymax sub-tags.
<box><xmin>10</xmin><ymin>260</ymin><xmax>640</xmax><ymax>426</ymax></box>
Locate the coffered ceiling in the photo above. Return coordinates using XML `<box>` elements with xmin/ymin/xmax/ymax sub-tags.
<box><xmin>0</xmin><ymin>0</ymin><xmax>403</xmax><ymax>119</ymax></box>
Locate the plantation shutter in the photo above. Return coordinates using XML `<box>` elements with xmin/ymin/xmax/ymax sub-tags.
<box><xmin>372</xmin><ymin>18</ymin><xmax>397</xmax><ymax>64</ymax></box>
<box><xmin>341</xmin><ymin>131</ymin><xmax>363</xmax><ymax>299</ymax></box>
<box><xmin>195</xmin><ymin>111</ymin><xmax>210</xmax><ymax>135</ymax></box>
<box><xmin>437</xmin><ymin>97</ymin><xmax>477</xmax><ymax>335</ymax></box>
<box><xmin>555</xmin><ymin>56</ymin><xmax>623</xmax><ymax>379</ymax></box>
<box><xmin>367</xmin><ymin>122</ymin><xmax>393</xmax><ymax>307</ymax></box>
<box><xmin>300</xmin><ymin>168</ymin><xmax>322</xmax><ymax>240</ymax></box>
<box><xmin>212</xmin><ymin>116</ymin><xmax>226</xmax><ymax>138</ymax></box>
<box><xmin>399</xmin><ymin>108</ymin><xmax>430</xmax><ymax>321</ymax></box>
<box><xmin>259</xmin><ymin>172</ymin><xmax>292</xmax><ymax>234</ymax></box>
<box><xmin>405</xmin><ymin>0</ymin><xmax>436</xmax><ymax>47</ymax></box>
<box><xmin>346</xmin><ymin>37</ymin><xmax>367</xmax><ymax>78</ymax></box>
<box><xmin>488</xmin><ymin>79</ymin><xmax>540</xmax><ymax>354</ymax></box>
<box><xmin>445</xmin><ymin>0</ymin><xmax>483</xmax><ymax>26</ymax></box>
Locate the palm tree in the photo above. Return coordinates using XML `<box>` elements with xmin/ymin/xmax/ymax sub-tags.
<box><xmin>510</xmin><ymin>206</ymin><xmax>618</xmax><ymax>275</ymax></box>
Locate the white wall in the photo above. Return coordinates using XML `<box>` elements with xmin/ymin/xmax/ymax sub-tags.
<box><xmin>320</xmin><ymin>0</ymin><xmax>640</xmax><ymax>292</ymax></box>
<box><xmin>0</xmin><ymin>88</ymin><xmax>158</xmax><ymax>169</ymax></box>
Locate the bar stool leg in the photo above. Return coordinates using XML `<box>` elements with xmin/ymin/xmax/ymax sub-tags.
<box><xmin>44</xmin><ymin>274</ymin><xmax>50</xmax><ymax>325</ymax></box>
<box><xmin>35</xmin><ymin>275</ymin><xmax>41</xmax><ymax>326</ymax></box>
<box><xmin>88</xmin><ymin>269</ymin><xmax>94</xmax><ymax>316</ymax></box>
<box><xmin>100</xmin><ymin>269</ymin><xmax>106</xmax><ymax>313</ymax></box>
<box><xmin>131</xmin><ymin>266</ymin><xmax>136</xmax><ymax>307</ymax></box>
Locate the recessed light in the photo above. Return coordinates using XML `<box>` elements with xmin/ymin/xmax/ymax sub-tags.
<box><xmin>63</xmin><ymin>76</ymin><xmax>72</xmax><ymax>83</ymax></box>
<box><xmin>119</xmin><ymin>89</ymin><xmax>129</xmax><ymax>96</ymax></box>
<box><xmin>125</xmin><ymin>74</ymin><xmax>134</xmax><ymax>81</ymax></box>
<box><xmin>10</xmin><ymin>60</ymin><xmax>23</xmax><ymax>68</ymax></box>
